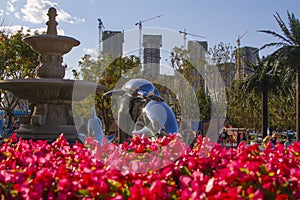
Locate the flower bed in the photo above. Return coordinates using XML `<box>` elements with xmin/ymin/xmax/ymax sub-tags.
<box><xmin>0</xmin><ymin>133</ymin><xmax>299</xmax><ymax>199</ymax></box>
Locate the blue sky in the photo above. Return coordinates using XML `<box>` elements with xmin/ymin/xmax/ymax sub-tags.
<box><xmin>1</xmin><ymin>0</ymin><xmax>300</xmax><ymax>78</ymax></box>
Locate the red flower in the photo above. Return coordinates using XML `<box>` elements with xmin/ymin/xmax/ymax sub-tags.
<box><xmin>0</xmin><ymin>133</ymin><xmax>299</xmax><ymax>199</ymax></box>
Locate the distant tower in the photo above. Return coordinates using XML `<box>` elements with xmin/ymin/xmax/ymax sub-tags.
<box><xmin>98</xmin><ymin>18</ymin><xmax>104</xmax><ymax>58</ymax></box>
<box><xmin>143</xmin><ymin>34</ymin><xmax>162</xmax><ymax>79</ymax></box>
<box><xmin>188</xmin><ymin>40</ymin><xmax>207</xmax><ymax>61</ymax></box>
<box><xmin>240</xmin><ymin>46</ymin><xmax>259</xmax><ymax>77</ymax></box>
<box><xmin>216</xmin><ymin>63</ymin><xmax>236</xmax><ymax>89</ymax></box>
<box><xmin>187</xmin><ymin>40</ymin><xmax>208</xmax><ymax>91</ymax></box>
<box><xmin>102</xmin><ymin>30</ymin><xmax>124</xmax><ymax>61</ymax></box>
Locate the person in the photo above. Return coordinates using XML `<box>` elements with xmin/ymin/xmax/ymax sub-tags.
<box><xmin>236</xmin><ymin>131</ymin><xmax>241</xmax><ymax>145</ymax></box>
<box><xmin>0</xmin><ymin>111</ymin><xmax>5</xmax><ymax>138</ymax></box>
<box><xmin>284</xmin><ymin>139</ymin><xmax>292</xmax><ymax>148</ymax></box>
<box><xmin>247</xmin><ymin>131</ymin><xmax>252</xmax><ymax>144</ymax></box>
<box><xmin>270</xmin><ymin>134</ymin><xmax>277</xmax><ymax>147</ymax></box>
<box><xmin>262</xmin><ymin>135</ymin><xmax>271</xmax><ymax>149</ymax></box>
<box><xmin>267</xmin><ymin>127</ymin><xmax>272</xmax><ymax>136</ymax></box>
<box><xmin>219</xmin><ymin>128</ymin><xmax>228</xmax><ymax>145</ymax></box>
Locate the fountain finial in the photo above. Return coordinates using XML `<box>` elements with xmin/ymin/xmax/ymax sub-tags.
<box><xmin>46</xmin><ymin>7</ymin><xmax>58</xmax><ymax>35</ymax></box>
<box><xmin>23</xmin><ymin>6</ymin><xmax>80</xmax><ymax>78</ymax></box>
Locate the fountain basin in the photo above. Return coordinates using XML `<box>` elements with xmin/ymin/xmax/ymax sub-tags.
<box><xmin>0</xmin><ymin>78</ymin><xmax>107</xmax><ymax>144</ymax></box>
<box><xmin>16</xmin><ymin>124</ymin><xmax>78</xmax><ymax>142</ymax></box>
<box><xmin>0</xmin><ymin>79</ymin><xmax>107</xmax><ymax>102</ymax></box>
<box><xmin>23</xmin><ymin>35</ymin><xmax>80</xmax><ymax>55</ymax></box>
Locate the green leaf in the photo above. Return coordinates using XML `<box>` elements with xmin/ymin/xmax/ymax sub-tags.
<box><xmin>240</xmin><ymin>167</ymin><xmax>249</xmax><ymax>175</ymax></box>
<box><xmin>179</xmin><ymin>165</ymin><xmax>192</xmax><ymax>177</ymax></box>
<box><xmin>259</xmin><ymin>165</ymin><xmax>268</xmax><ymax>175</ymax></box>
<box><xmin>78</xmin><ymin>189</ymin><xmax>89</xmax><ymax>196</ymax></box>
<box><xmin>122</xmin><ymin>187</ymin><xmax>130</xmax><ymax>199</ymax></box>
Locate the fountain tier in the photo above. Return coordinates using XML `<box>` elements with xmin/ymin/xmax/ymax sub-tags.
<box><xmin>23</xmin><ymin>35</ymin><xmax>80</xmax><ymax>79</ymax></box>
<box><xmin>0</xmin><ymin>79</ymin><xmax>105</xmax><ymax>102</ymax></box>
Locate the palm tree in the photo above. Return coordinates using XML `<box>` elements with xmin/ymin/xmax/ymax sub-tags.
<box><xmin>240</xmin><ymin>55</ymin><xmax>280</xmax><ymax>139</ymax></box>
<box><xmin>259</xmin><ymin>11</ymin><xmax>300</xmax><ymax>140</ymax></box>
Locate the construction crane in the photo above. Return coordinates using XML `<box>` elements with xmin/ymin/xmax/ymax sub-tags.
<box><xmin>179</xmin><ymin>28</ymin><xmax>206</xmax><ymax>49</ymax></box>
<box><xmin>236</xmin><ymin>31</ymin><xmax>248</xmax><ymax>80</ymax></box>
<box><xmin>135</xmin><ymin>14</ymin><xmax>162</xmax><ymax>62</ymax></box>
<box><xmin>98</xmin><ymin>18</ymin><xmax>105</xmax><ymax>58</ymax></box>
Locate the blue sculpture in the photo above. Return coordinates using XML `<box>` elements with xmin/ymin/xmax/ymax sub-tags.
<box><xmin>104</xmin><ymin>79</ymin><xmax>178</xmax><ymax>142</ymax></box>
<box><xmin>78</xmin><ymin>106</ymin><xmax>114</xmax><ymax>146</ymax></box>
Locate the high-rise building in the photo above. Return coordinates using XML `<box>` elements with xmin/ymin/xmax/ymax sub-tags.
<box><xmin>188</xmin><ymin>40</ymin><xmax>208</xmax><ymax>59</ymax></box>
<box><xmin>102</xmin><ymin>30</ymin><xmax>124</xmax><ymax>60</ymax></box>
<box><xmin>187</xmin><ymin>40</ymin><xmax>208</xmax><ymax>91</ymax></box>
<box><xmin>143</xmin><ymin>34</ymin><xmax>162</xmax><ymax>79</ymax></box>
<box><xmin>240</xmin><ymin>46</ymin><xmax>259</xmax><ymax>78</ymax></box>
<box><xmin>216</xmin><ymin>63</ymin><xmax>236</xmax><ymax>89</ymax></box>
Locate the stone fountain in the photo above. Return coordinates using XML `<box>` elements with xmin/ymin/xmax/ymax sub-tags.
<box><xmin>0</xmin><ymin>7</ymin><xmax>106</xmax><ymax>143</ymax></box>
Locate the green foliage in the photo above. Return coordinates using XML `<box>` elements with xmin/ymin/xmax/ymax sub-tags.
<box><xmin>76</xmin><ymin>53</ymin><xmax>140</xmax><ymax>132</ymax></box>
<box><xmin>268</xmin><ymin>88</ymin><xmax>295</xmax><ymax>130</ymax></box>
<box><xmin>0</xmin><ymin>28</ymin><xmax>39</xmax><ymax>129</ymax></box>
<box><xmin>208</xmin><ymin>42</ymin><xmax>236</xmax><ymax>65</ymax></box>
<box><xmin>227</xmin><ymin>80</ymin><xmax>295</xmax><ymax>131</ymax></box>
<box><xmin>0</xmin><ymin>28</ymin><xmax>38</xmax><ymax>80</ymax></box>
<box><xmin>169</xmin><ymin>46</ymin><xmax>211</xmax><ymax>122</ymax></box>
<box><xmin>226</xmin><ymin>80</ymin><xmax>261</xmax><ymax>129</ymax></box>
<box><xmin>196</xmin><ymin>87</ymin><xmax>211</xmax><ymax>121</ymax></box>
<box><xmin>170</xmin><ymin>47</ymin><xmax>194</xmax><ymax>80</ymax></box>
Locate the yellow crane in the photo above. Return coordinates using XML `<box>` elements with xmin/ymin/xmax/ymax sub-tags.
<box><xmin>135</xmin><ymin>14</ymin><xmax>162</xmax><ymax>61</ymax></box>
<box><xmin>236</xmin><ymin>31</ymin><xmax>248</xmax><ymax>80</ymax></box>
<box><xmin>179</xmin><ymin>28</ymin><xmax>206</xmax><ymax>49</ymax></box>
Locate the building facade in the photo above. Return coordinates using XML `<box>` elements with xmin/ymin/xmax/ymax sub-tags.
<box><xmin>240</xmin><ymin>46</ymin><xmax>258</xmax><ymax>78</ymax></box>
<box><xmin>216</xmin><ymin>63</ymin><xmax>236</xmax><ymax>89</ymax></box>
<box><xmin>143</xmin><ymin>34</ymin><xmax>162</xmax><ymax>79</ymax></box>
<box><xmin>187</xmin><ymin>40</ymin><xmax>208</xmax><ymax>91</ymax></box>
<box><xmin>102</xmin><ymin>30</ymin><xmax>124</xmax><ymax>61</ymax></box>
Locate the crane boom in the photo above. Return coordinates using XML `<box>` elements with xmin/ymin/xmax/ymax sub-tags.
<box><xmin>179</xmin><ymin>28</ymin><xmax>206</xmax><ymax>49</ymax></box>
<box><xmin>141</xmin><ymin>14</ymin><xmax>163</xmax><ymax>24</ymax></box>
<box><xmin>135</xmin><ymin>15</ymin><xmax>163</xmax><ymax>63</ymax></box>
<box><xmin>237</xmin><ymin>31</ymin><xmax>248</xmax><ymax>41</ymax></box>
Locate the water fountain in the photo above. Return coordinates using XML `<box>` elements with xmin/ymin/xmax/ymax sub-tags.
<box><xmin>0</xmin><ymin>7</ymin><xmax>106</xmax><ymax>143</ymax></box>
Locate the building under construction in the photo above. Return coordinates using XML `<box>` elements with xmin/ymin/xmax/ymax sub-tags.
<box><xmin>102</xmin><ymin>30</ymin><xmax>124</xmax><ymax>61</ymax></box>
<box><xmin>142</xmin><ymin>34</ymin><xmax>162</xmax><ymax>80</ymax></box>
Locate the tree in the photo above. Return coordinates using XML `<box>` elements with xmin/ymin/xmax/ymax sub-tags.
<box><xmin>268</xmin><ymin>88</ymin><xmax>295</xmax><ymax>130</ymax></box>
<box><xmin>196</xmin><ymin>86</ymin><xmax>211</xmax><ymax>121</ymax></box>
<box><xmin>209</xmin><ymin>42</ymin><xmax>236</xmax><ymax>65</ymax></box>
<box><xmin>259</xmin><ymin>11</ymin><xmax>300</xmax><ymax>140</ymax></box>
<box><xmin>170</xmin><ymin>46</ymin><xmax>211</xmax><ymax>125</ymax></box>
<box><xmin>76</xmin><ymin>53</ymin><xmax>140</xmax><ymax>134</ymax></box>
<box><xmin>170</xmin><ymin>47</ymin><xmax>194</xmax><ymax>80</ymax></box>
<box><xmin>226</xmin><ymin>80</ymin><xmax>261</xmax><ymax>129</ymax></box>
<box><xmin>240</xmin><ymin>55</ymin><xmax>280</xmax><ymax>139</ymax></box>
<box><xmin>0</xmin><ymin>29</ymin><xmax>38</xmax><ymax>130</ymax></box>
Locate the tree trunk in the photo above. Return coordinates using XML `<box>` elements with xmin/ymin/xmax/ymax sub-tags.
<box><xmin>296</xmin><ymin>66</ymin><xmax>300</xmax><ymax>141</ymax></box>
<box><xmin>262</xmin><ymin>86</ymin><xmax>268</xmax><ymax>139</ymax></box>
